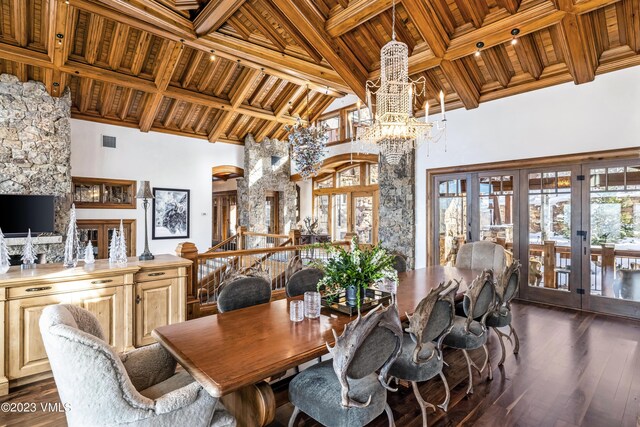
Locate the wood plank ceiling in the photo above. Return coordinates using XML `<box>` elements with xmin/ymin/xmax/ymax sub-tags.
<box><xmin>0</xmin><ymin>0</ymin><xmax>638</xmax><ymax>145</ymax></box>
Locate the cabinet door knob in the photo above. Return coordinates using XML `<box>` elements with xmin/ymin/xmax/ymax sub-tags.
<box><xmin>135</xmin><ymin>295</ymin><xmax>141</xmax><ymax>304</ymax></box>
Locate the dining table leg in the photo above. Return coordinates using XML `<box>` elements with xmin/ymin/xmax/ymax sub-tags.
<box><xmin>221</xmin><ymin>381</ymin><xmax>275</xmax><ymax>427</ymax></box>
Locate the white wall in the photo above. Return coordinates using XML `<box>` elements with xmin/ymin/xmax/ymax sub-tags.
<box><xmin>414</xmin><ymin>65</ymin><xmax>640</xmax><ymax>268</ymax></box>
<box><xmin>70</xmin><ymin>119</ymin><xmax>243</xmax><ymax>255</ymax></box>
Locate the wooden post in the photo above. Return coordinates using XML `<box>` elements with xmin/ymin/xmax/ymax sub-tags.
<box><xmin>601</xmin><ymin>244</ymin><xmax>616</xmax><ymax>297</ymax></box>
<box><xmin>176</xmin><ymin>242</ymin><xmax>198</xmax><ymax>319</ymax></box>
<box><xmin>289</xmin><ymin>228</ymin><xmax>301</xmax><ymax>246</ymax></box>
<box><xmin>236</xmin><ymin>226</ymin><xmax>247</xmax><ymax>250</ymax></box>
<box><xmin>543</xmin><ymin>240</ymin><xmax>556</xmax><ymax>288</ymax></box>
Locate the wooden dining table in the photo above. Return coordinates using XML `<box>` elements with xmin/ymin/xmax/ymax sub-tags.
<box><xmin>152</xmin><ymin>266</ymin><xmax>481</xmax><ymax>427</ymax></box>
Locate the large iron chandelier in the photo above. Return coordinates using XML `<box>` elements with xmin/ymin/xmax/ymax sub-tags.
<box><xmin>354</xmin><ymin>0</ymin><xmax>447</xmax><ymax>165</ymax></box>
<box><xmin>286</xmin><ymin>85</ymin><xmax>328</xmax><ymax>179</ymax></box>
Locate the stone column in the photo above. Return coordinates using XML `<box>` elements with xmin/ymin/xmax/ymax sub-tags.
<box><xmin>378</xmin><ymin>152</ymin><xmax>415</xmax><ymax>268</ymax></box>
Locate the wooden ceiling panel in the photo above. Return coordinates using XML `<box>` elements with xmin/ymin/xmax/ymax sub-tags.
<box><xmin>0</xmin><ymin>0</ymin><xmax>637</xmax><ymax>144</ymax></box>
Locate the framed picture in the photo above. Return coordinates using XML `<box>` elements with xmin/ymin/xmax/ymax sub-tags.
<box><xmin>152</xmin><ymin>188</ymin><xmax>190</xmax><ymax>239</ymax></box>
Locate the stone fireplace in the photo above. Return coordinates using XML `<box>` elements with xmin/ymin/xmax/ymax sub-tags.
<box><xmin>0</xmin><ymin>73</ymin><xmax>72</xmax><ymax>262</ymax></box>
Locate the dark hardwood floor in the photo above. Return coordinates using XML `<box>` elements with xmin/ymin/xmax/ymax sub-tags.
<box><xmin>2</xmin><ymin>301</ymin><xmax>640</xmax><ymax>427</ymax></box>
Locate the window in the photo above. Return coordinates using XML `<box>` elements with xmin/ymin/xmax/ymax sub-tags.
<box><xmin>319</xmin><ymin>115</ymin><xmax>340</xmax><ymax>143</ymax></box>
<box><xmin>369</xmin><ymin>164</ymin><xmax>379</xmax><ymax>185</ymax></box>
<box><xmin>314</xmin><ymin>176</ymin><xmax>334</xmax><ymax>189</ymax></box>
<box><xmin>346</xmin><ymin>108</ymin><xmax>372</xmax><ymax>139</ymax></box>
<box><xmin>338</xmin><ymin>166</ymin><xmax>360</xmax><ymax>187</ymax></box>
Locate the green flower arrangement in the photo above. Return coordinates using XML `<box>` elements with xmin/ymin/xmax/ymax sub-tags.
<box><xmin>314</xmin><ymin>237</ymin><xmax>398</xmax><ymax>308</ymax></box>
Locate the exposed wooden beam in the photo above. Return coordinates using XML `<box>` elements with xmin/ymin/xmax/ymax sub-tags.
<box><xmin>78</xmin><ymin>78</ymin><xmax>94</xmax><ymax>113</ymax></box>
<box><xmin>193</xmin><ymin>0</ymin><xmax>245</xmax><ymax>36</ymax></box>
<box><xmin>194</xmin><ymin>106</ymin><xmax>212</xmax><ymax>133</ymax></box>
<box><xmin>162</xmin><ymin>99</ymin><xmax>181</xmax><ymax>128</ymax></box>
<box><xmin>439</xmin><ymin>60</ymin><xmax>480</xmax><ymax>109</ymax></box>
<box><xmin>99</xmin><ymin>83</ymin><xmax>116</xmax><ymax>116</ymax></box>
<box><xmin>84</xmin><ymin>14</ymin><xmax>105</xmax><ymax>65</ymax></box>
<box><xmin>11</xmin><ymin>0</ymin><xmax>28</xmax><ymax>47</ymax></box>
<box><xmin>130</xmin><ymin>32</ymin><xmax>152</xmax><ymax>75</ymax></box>
<box><xmin>270</xmin><ymin>0</ymin><xmax>368</xmax><ymax>100</ymax></box>
<box><xmin>497</xmin><ymin>0</ymin><xmax>521</xmax><ymax>14</ymax></box>
<box><xmin>139</xmin><ymin>40</ymin><xmax>184</xmax><ymax>131</ymax></box>
<box><xmin>456</xmin><ymin>0</ymin><xmax>488</xmax><ymax>29</ymax></box>
<box><xmin>555</xmin><ymin>13</ymin><xmax>596</xmax><ymax>84</ymax></box>
<box><xmin>108</xmin><ymin>23</ymin><xmax>129</xmax><ymax>70</ymax></box>
<box><xmin>402</xmin><ymin>0</ymin><xmax>449</xmax><ymax>57</ymax></box>
<box><xmin>325</xmin><ymin>0</ymin><xmax>393</xmax><ymax>37</ymax></box>
<box><xmin>255</xmin><ymin>83</ymin><xmax>304</xmax><ymax>141</ymax></box>
<box><xmin>47</xmin><ymin>0</ymin><xmax>74</xmax><ymax>96</ymax></box>
<box><xmin>69</xmin><ymin>0</ymin><xmax>347</xmax><ymax>95</ymax></box>
<box><xmin>240</xmin><ymin>4</ymin><xmax>287</xmax><ymax>51</ymax></box>
<box><xmin>118</xmin><ymin>87</ymin><xmax>134</xmax><ymax>120</ymax></box>
<box><xmin>179</xmin><ymin>104</ymin><xmax>198</xmax><ymax>130</ymax></box>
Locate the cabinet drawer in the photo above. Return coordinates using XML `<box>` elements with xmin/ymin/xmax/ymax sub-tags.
<box><xmin>135</xmin><ymin>268</ymin><xmax>179</xmax><ymax>283</ymax></box>
<box><xmin>8</xmin><ymin>275</ymin><xmax>125</xmax><ymax>299</ymax></box>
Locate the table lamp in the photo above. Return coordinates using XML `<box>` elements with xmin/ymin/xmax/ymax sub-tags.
<box><xmin>136</xmin><ymin>181</ymin><xmax>154</xmax><ymax>260</ymax></box>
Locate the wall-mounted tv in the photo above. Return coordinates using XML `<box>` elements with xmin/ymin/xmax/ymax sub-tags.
<box><xmin>0</xmin><ymin>195</ymin><xmax>55</xmax><ymax>237</ymax></box>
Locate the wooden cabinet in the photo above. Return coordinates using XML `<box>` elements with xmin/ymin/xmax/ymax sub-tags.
<box><xmin>0</xmin><ymin>255</ymin><xmax>190</xmax><ymax>395</ymax></box>
<box><xmin>135</xmin><ymin>279</ymin><xmax>178</xmax><ymax>346</ymax></box>
<box><xmin>77</xmin><ymin>219</ymin><xmax>136</xmax><ymax>259</ymax></box>
<box><xmin>72</xmin><ymin>177</ymin><xmax>137</xmax><ymax>209</ymax></box>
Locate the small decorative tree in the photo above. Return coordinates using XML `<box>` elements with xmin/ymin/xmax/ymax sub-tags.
<box><xmin>116</xmin><ymin>220</ymin><xmax>128</xmax><ymax>264</ymax></box>
<box><xmin>22</xmin><ymin>229</ymin><xmax>36</xmax><ymax>269</ymax></box>
<box><xmin>0</xmin><ymin>228</ymin><xmax>10</xmax><ymax>274</ymax></box>
<box><xmin>84</xmin><ymin>241</ymin><xmax>95</xmax><ymax>265</ymax></box>
<box><xmin>63</xmin><ymin>204</ymin><xmax>80</xmax><ymax>268</ymax></box>
<box><xmin>108</xmin><ymin>229</ymin><xmax>119</xmax><ymax>265</ymax></box>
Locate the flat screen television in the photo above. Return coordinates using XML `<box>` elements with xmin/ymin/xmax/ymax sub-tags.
<box><xmin>0</xmin><ymin>195</ymin><xmax>55</xmax><ymax>237</ymax></box>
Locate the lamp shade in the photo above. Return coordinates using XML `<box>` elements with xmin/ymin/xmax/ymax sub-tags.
<box><xmin>136</xmin><ymin>181</ymin><xmax>153</xmax><ymax>199</ymax></box>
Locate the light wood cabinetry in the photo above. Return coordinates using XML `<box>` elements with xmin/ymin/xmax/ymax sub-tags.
<box><xmin>0</xmin><ymin>255</ymin><xmax>190</xmax><ymax>395</ymax></box>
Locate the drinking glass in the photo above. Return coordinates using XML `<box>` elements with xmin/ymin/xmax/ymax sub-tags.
<box><xmin>290</xmin><ymin>300</ymin><xmax>304</xmax><ymax>322</ymax></box>
<box><xmin>304</xmin><ymin>291</ymin><xmax>321</xmax><ymax>319</ymax></box>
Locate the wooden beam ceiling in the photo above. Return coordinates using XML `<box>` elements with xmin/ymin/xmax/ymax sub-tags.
<box><xmin>0</xmin><ymin>0</ymin><xmax>638</xmax><ymax>146</ymax></box>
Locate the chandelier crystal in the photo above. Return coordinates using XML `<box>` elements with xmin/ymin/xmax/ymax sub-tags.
<box><xmin>285</xmin><ymin>86</ymin><xmax>328</xmax><ymax>179</ymax></box>
<box><xmin>354</xmin><ymin>0</ymin><xmax>447</xmax><ymax>165</ymax></box>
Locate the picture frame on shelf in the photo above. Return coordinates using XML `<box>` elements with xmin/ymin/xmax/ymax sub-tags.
<box><xmin>152</xmin><ymin>188</ymin><xmax>190</xmax><ymax>240</ymax></box>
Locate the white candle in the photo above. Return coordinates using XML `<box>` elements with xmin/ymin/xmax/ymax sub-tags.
<box><xmin>356</xmin><ymin>100</ymin><xmax>361</xmax><ymax>123</ymax></box>
<box><xmin>424</xmin><ymin>101</ymin><xmax>429</xmax><ymax>120</ymax></box>
<box><xmin>366</xmin><ymin>90</ymin><xmax>372</xmax><ymax>116</ymax></box>
<box><xmin>439</xmin><ymin>90</ymin><xmax>446</xmax><ymax>120</ymax></box>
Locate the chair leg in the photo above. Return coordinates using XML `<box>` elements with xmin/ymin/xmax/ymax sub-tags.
<box><xmin>288</xmin><ymin>406</ymin><xmax>300</xmax><ymax>427</ymax></box>
<box><xmin>510</xmin><ymin>324</ymin><xmax>520</xmax><ymax>354</ymax></box>
<box><xmin>384</xmin><ymin>402</ymin><xmax>395</xmax><ymax>427</ymax></box>
<box><xmin>483</xmin><ymin>344</ymin><xmax>492</xmax><ymax>381</ymax></box>
<box><xmin>461</xmin><ymin>349</ymin><xmax>474</xmax><ymax>395</ymax></box>
<box><xmin>411</xmin><ymin>381</ymin><xmax>434</xmax><ymax>427</ymax></box>
<box><xmin>493</xmin><ymin>326</ymin><xmax>507</xmax><ymax>366</ymax></box>
<box><xmin>437</xmin><ymin>371</ymin><xmax>450</xmax><ymax>412</ymax></box>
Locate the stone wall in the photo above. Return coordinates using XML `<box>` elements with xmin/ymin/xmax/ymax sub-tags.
<box><xmin>0</xmin><ymin>74</ymin><xmax>72</xmax><ymax>261</ymax></box>
<box><xmin>237</xmin><ymin>134</ymin><xmax>297</xmax><ymax>246</ymax></box>
<box><xmin>378</xmin><ymin>152</ymin><xmax>415</xmax><ymax>268</ymax></box>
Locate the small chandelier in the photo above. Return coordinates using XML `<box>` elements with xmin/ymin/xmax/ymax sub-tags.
<box><xmin>286</xmin><ymin>85</ymin><xmax>328</xmax><ymax>179</ymax></box>
<box><xmin>354</xmin><ymin>0</ymin><xmax>447</xmax><ymax>165</ymax></box>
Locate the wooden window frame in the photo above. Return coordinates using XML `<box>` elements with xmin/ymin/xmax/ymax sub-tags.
<box><xmin>72</xmin><ymin>177</ymin><xmax>137</xmax><ymax>209</ymax></box>
<box><xmin>77</xmin><ymin>219</ymin><xmax>136</xmax><ymax>259</ymax></box>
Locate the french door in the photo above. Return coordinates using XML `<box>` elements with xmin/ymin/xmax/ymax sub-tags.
<box><xmin>432</xmin><ymin>159</ymin><xmax>640</xmax><ymax>318</ymax></box>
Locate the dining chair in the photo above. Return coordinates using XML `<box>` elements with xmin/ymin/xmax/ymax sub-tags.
<box><xmin>442</xmin><ymin>270</ymin><xmax>495</xmax><ymax>395</ymax></box>
<box><xmin>285</xmin><ymin>267</ymin><xmax>325</xmax><ymax>297</ymax></box>
<box><xmin>388</xmin><ymin>280</ymin><xmax>459</xmax><ymax>426</ymax></box>
<box><xmin>392</xmin><ymin>253</ymin><xmax>408</xmax><ymax>273</ymax></box>
<box><xmin>39</xmin><ymin>304</ymin><xmax>235</xmax><ymax>427</ymax></box>
<box><xmin>288</xmin><ymin>303</ymin><xmax>403</xmax><ymax>427</ymax></box>
<box><xmin>455</xmin><ymin>241</ymin><xmax>506</xmax><ymax>273</ymax></box>
<box><xmin>486</xmin><ymin>260</ymin><xmax>521</xmax><ymax>365</ymax></box>
<box><xmin>217</xmin><ymin>276</ymin><xmax>271</xmax><ymax>313</ymax></box>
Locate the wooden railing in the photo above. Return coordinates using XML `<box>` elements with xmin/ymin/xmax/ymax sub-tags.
<box><xmin>177</xmin><ymin>234</ymin><xmax>343</xmax><ymax>319</ymax></box>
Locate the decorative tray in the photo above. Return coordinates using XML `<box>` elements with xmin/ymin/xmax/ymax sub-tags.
<box><xmin>321</xmin><ymin>288</ymin><xmax>392</xmax><ymax>316</ymax></box>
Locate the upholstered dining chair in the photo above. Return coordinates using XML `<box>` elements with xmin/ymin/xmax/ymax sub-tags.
<box><xmin>388</xmin><ymin>280</ymin><xmax>459</xmax><ymax>427</ymax></box>
<box><xmin>455</xmin><ymin>241</ymin><xmax>506</xmax><ymax>273</ymax></box>
<box><xmin>39</xmin><ymin>304</ymin><xmax>235</xmax><ymax>427</ymax></box>
<box><xmin>442</xmin><ymin>270</ymin><xmax>495</xmax><ymax>395</ymax></box>
<box><xmin>486</xmin><ymin>260</ymin><xmax>521</xmax><ymax>365</ymax></box>
<box><xmin>285</xmin><ymin>267</ymin><xmax>325</xmax><ymax>297</ymax></box>
<box><xmin>391</xmin><ymin>253</ymin><xmax>408</xmax><ymax>273</ymax></box>
<box><xmin>216</xmin><ymin>276</ymin><xmax>271</xmax><ymax>313</ymax></box>
<box><xmin>288</xmin><ymin>303</ymin><xmax>403</xmax><ymax>427</ymax></box>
